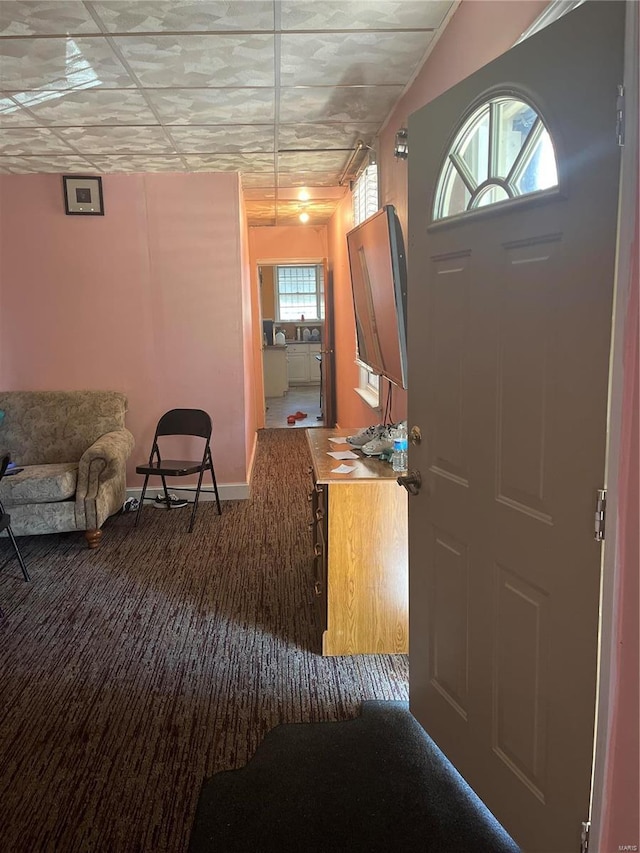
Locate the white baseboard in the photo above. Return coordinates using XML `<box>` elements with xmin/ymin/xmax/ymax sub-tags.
<box><xmin>126</xmin><ymin>483</ymin><xmax>249</xmax><ymax>502</ymax></box>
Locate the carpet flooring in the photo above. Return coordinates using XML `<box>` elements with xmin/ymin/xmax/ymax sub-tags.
<box><xmin>0</xmin><ymin>429</ymin><xmax>408</xmax><ymax>852</ymax></box>
<box><xmin>189</xmin><ymin>700</ymin><xmax>520</xmax><ymax>853</ymax></box>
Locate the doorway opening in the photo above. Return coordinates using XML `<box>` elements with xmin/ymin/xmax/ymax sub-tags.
<box><xmin>259</xmin><ymin>261</ymin><xmax>333</xmax><ymax>429</ymax></box>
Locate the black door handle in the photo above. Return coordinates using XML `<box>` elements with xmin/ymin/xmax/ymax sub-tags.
<box><xmin>397</xmin><ymin>470</ymin><xmax>422</xmax><ymax>496</ymax></box>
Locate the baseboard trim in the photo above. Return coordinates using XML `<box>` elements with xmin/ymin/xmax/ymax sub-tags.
<box><xmin>126</xmin><ymin>483</ymin><xmax>250</xmax><ymax>502</ymax></box>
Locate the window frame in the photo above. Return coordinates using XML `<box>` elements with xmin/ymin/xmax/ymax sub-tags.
<box><xmin>275</xmin><ymin>264</ymin><xmax>324</xmax><ymax>322</ymax></box>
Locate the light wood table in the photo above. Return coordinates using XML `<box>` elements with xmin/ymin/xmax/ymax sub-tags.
<box><xmin>306</xmin><ymin>428</ymin><xmax>408</xmax><ymax>655</ymax></box>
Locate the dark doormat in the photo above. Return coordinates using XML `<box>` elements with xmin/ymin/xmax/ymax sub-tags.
<box><xmin>188</xmin><ymin>700</ymin><xmax>520</xmax><ymax>853</ymax></box>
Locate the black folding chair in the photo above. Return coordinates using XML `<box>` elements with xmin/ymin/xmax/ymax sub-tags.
<box><xmin>134</xmin><ymin>409</ymin><xmax>221</xmax><ymax>532</ymax></box>
<box><xmin>0</xmin><ymin>454</ymin><xmax>30</xmax><ymax>582</ymax></box>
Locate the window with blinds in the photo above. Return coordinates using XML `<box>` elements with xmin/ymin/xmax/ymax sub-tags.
<box><xmin>352</xmin><ymin>163</ymin><xmax>379</xmax><ymax>226</ymax></box>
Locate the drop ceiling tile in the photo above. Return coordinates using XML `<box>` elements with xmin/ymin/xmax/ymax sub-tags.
<box><xmin>277</xmin><ymin>172</ymin><xmax>341</xmax><ymax>188</ymax></box>
<box><xmin>241</xmin><ymin>172</ymin><xmax>276</xmax><ymax>188</ymax></box>
<box><xmin>278</xmin><ymin>122</ymin><xmax>379</xmax><ymax>150</ymax></box>
<box><xmin>0</xmin><ymin>1</ymin><xmax>102</xmax><ymax>36</ymax></box>
<box><xmin>0</xmin><ymin>153</ymin><xmax>95</xmax><ymax>172</ymax></box>
<box><xmin>279</xmin><ymin>85</ymin><xmax>403</xmax><ymax>124</ymax></box>
<box><xmin>280</xmin><ymin>31</ymin><xmax>434</xmax><ymax>87</ymax></box>
<box><xmin>146</xmin><ymin>88</ymin><xmax>274</xmax><ymax>124</ymax></box>
<box><xmin>0</xmin><ymin>96</ymin><xmax>37</xmax><ymax>125</ymax></box>
<box><xmin>278</xmin><ymin>150</ymin><xmax>348</xmax><ymax>173</ymax></box>
<box><xmin>243</xmin><ymin>187</ymin><xmax>276</xmax><ymax>200</ymax></box>
<box><xmin>0</xmin><ymin>127</ymin><xmax>77</xmax><ymax>155</ymax></box>
<box><xmin>88</xmin><ymin>155</ymin><xmax>187</xmax><ymax>172</ymax></box>
<box><xmin>275</xmin><ymin>199</ymin><xmax>339</xmax><ymax>219</ymax></box>
<box><xmin>279</xmin><ymin>1</ymin><xmax>453</xmax><ymax>31</ymax></box>
<box><xmin>245</xmin><ymin>199</ymin><xmax>276</xmax><ymax>220</ymax></box>
<box><xmin>170</xmin><ymin>125</ymin><xmax>274</xmax><ymax>154</ymax></box>
<box><xmin>0</xmin><ymin>37</ymin><xmax>134</xmax><ymax>91</ymax></box>
<box><xmin>113</xmin><ymin>34</ymin><xmax>274</xmax><ymax>87</ymax></box>
<box><xmin>12</xmin><ymin>89</ymin><xmax>159</xmax><ymax>124</ymax></box>
<box><xmin>57</xmin><ymin>125</ymin><xmax>175</xmax><ymax>154</ymax></box>
<box><xmin>182</xmin><ymin>153</ymin><xmax>274</xmax><ymax>172</ymax></box>
<box><xmin>92</xmin><ymin>1</ymin><xmax>275</xmax><ymax>33</ymax></box>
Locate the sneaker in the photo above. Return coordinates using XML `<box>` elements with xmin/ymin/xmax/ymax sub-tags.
<box><xmin>154</xmin><ymin>493</ymin><xmax>188</xmax><ymax>509</ymax></box>
<box><xmin>361</xmin><ymin>426</ymin><xmax>395</xmax><ymax>456</ymax></box>
<box><xmin>122</xmin><ymin>497</ymin><xmax>139</xmax><ymax>513</ymax></box>
<box><xmin>347</xmin><ymin>424</ymin><xmax>386</xmax><ymax>447</ymax></box>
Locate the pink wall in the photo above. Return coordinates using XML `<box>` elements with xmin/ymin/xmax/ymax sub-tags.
<box><xmin>0</xmin><ymin>172</ymin><xmax>256</xmax><ymax>487</ymax></box>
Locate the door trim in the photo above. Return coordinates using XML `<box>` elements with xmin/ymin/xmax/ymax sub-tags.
<box><xmin>591</xmin><ymin>0</ymin><xmax>639</xmax><ymax>843</ymax></box>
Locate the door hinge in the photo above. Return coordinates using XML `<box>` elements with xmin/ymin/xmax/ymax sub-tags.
<box><xmin>616</xmin><ymin>84</ymin><xmax>625</xmax><ymax>146</ymax></box>
<box><xmin>595</xmin><ymin>489</ymin><xmax>607</xmax><ymax>542</ymax></box>
<box><xmin>581</xmin><ymin>820</ymin><xmax>591</xmax><ymax>853</ymax></box>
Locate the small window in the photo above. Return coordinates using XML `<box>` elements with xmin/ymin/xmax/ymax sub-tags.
<box><xmin>433</xmin><ymin>97</ymin><xmax>558</xmax><ymax>222</ymax></box>
<box><xmin>276</xmin><ymin>265</ymin><xmax>324</xmax><ymax>321</ymax></box>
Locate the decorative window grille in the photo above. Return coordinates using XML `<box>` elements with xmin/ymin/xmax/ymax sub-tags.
<box><xmin>433</xmin><ymin>96</ymin><xmax>558</xmax><ymax>222</ymax></box>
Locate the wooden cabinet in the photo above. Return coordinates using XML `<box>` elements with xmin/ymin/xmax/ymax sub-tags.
<box><xmin>306</xmin><ymin>428</ymin><xmax>408</xmax><ymax>656</ymax></box>
<box><xmin>288</xmin><ymin>343</ymin><xmax>321</xmax><ymax>385</ymax></box>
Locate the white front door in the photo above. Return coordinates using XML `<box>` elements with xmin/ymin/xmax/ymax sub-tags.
<box><xmin>407</xmin><ymin>3</ymin><xmax>625</xmax><ymax>851</ymax></box>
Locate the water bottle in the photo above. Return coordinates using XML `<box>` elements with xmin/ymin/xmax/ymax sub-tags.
<box><xmin>391</xmin><ymin>424</ymin><xmax>408</xmax><ymax>472</ymax></box>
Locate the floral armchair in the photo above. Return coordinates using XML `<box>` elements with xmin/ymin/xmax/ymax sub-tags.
<box><xmin>0</xmin><ymin>391</ymin><xmax>134</xmax><ymax>548</ymax></box>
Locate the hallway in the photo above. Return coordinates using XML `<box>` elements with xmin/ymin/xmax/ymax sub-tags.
<box><xmin>264</xmin><ymin>385</ymin><xmax>323</xmax><ymax>429</ymax></box>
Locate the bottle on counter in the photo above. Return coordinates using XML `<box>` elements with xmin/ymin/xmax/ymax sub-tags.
<box><xmin>391</xmin><ymin>423</ymin><xmax>408</xmax><ymax>472</ymax></box>
<box><xmin>275</xmin><ymin>330</ymin><xmax>286</xmax><ymax>345</ymax></box>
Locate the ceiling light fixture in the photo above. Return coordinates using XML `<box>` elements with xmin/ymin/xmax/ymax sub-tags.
<box><xmin>298</xmin><ymin>190</ymin><xmax>310</xmax><ymax>201</ymax></box>
<box><xmin>394</xmin><ymin>128</ymin><xmax>409</xmax><ymax>160</ymax></box>
<box><xmin>299</xmin><ymin>212</ymin><xmax>309</xmax><ymax>223</ymax></box>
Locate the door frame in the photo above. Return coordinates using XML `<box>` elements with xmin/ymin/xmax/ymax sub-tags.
<box><xmin>591</xmin><ymin>0</ymin><xmax>638</xmax><ymax>844</ymax></box>
<box><xmin>256</xmin><ymin>256</ymin><xmax>335</xmax><ymax>427</ymax></box>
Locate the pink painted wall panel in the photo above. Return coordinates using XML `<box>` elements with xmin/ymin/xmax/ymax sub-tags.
<box><xmin>249</xmin><ymin>225</ymin><xmax>328</xmax><ymax>262</ymax></box>
<box><xmin>0</xmin><ymin>172</ymin><xmax>250</xmax><ymax>485</ymax></box>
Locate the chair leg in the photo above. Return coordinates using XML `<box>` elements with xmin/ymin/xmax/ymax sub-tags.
<box><xmin>160</xmin><ymin>476</ymin><xmax>174</xmax><ymax>509</ymax></box>
<box><xmin>206</xmin><ymin>447</ymin><xmax>222</xmax><ymax>515</ymax></box>
<box><xmin>209</xmin><ymin>461</ymin><xmax>222</xmax><ymax>515</ymax></box>
<box><xmin>189</xmin><ymin>468</ymin><xmax>206</xmax><ymax>532</ymax></box>
<box><xmin>135</xmin><ymin>475</ymin><xmax>150</xmax><ymax>527</ymax></box>
<box><xmin>6</xmin><ymin>525</ymin><xmax>30</xmax><ymax>581</ymax></box>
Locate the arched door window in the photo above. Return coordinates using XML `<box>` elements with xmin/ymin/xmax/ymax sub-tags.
<box><xmin>433</xmin><ymin>97</ymin><xmax>558</xmax><ymax>222</ymax></box>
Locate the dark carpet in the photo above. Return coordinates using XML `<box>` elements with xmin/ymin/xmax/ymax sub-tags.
<box><xmin>189</xmin><ymin>700</ymin><xmax>520</xmax><ymax>853</ymax></box>
<box><xmin>0</xmin><ymin>429</ymin><xmax>408</xmax><ymax>852</ymax></box>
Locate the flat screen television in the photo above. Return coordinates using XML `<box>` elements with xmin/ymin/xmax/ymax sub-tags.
<box><xmin>346</xmin><ymin>204</ymin><xmax>408</xmax><ymax>389</ymax></box>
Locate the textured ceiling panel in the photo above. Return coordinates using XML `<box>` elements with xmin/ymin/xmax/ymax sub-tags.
<box><xmin>0</xmin><ymin>0</ymin><xmax>457</xmax><ymax>225</ymax></box>
<box><xmin>93</xmin><ymin>1</ymin><xmax>275</xmax><ymax>34</ymax></box>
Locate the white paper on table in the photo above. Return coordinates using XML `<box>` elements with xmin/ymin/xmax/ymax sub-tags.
<box><xmin>332</xmin><ymin>464</ymin><xmax>357</xmax><ymax>474</ymax></box>
<box><xmin>327</xmin><ymin>450</ymin><xmax>359</xmax><ymax>460</ymax></box>
<box><xmin>328</xmin><ymin>437</ymin><xmax>350</xmax><ymax>445</ymax></box>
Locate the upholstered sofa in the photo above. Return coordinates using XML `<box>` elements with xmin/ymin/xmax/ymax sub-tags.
<box><xmin>0</xmin><ymin>390</ymin><xmax>134</xmax><ymax>548</ymax></box>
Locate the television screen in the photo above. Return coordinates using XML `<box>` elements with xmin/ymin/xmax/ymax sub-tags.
<box><xmin>346</xmin><ymin>204</ymin><xmax>408</xmax><ymax>389</ymax></box>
